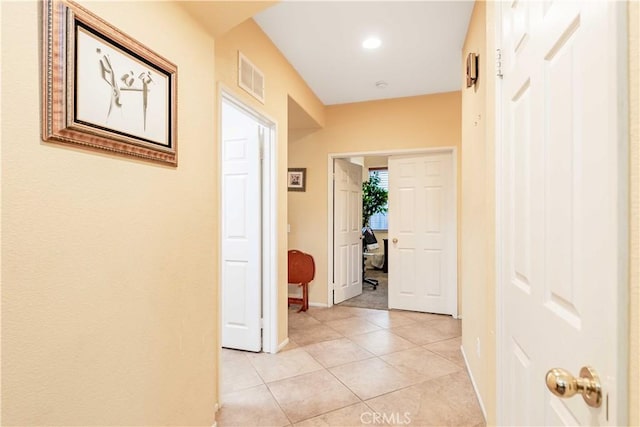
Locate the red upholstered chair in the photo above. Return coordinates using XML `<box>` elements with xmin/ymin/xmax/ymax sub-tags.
<box><xmin>287</xmin><ymin>250</ymin><xmax>315</xmax><ymax>312</ymax></box>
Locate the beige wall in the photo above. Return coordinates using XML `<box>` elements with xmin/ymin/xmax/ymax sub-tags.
<box><xmin>288</xmin><ymin>92</ymin><xmax>461</xmax><ymax>306</ymax></box>
<box><xmin>364</xmin><ymin>156</ymin><xmax>389</xmax><ymax>169</ymax></box>
<box><xmin>629</xmin><ymin>2</ymin><xmax>640</xmax><ymax>425</ymax></box>
<box><xmin>214</xmin><ymin>19</ymin><xmax>324</xmax><ymax>344</ymax></box>
<box><xmin>180</xmin><ymin>1</ymin><xmax>276</xmax><ymax>38</ymax></box>
<box><xmin>2</xmin><ymin>5</ymin><xmax>324</xmax><ymax>423</ymax></box>
<box><xmin>460</xmin><ymin>1</ymin><xmax>496</xmax><ymax>424</ymax></box>
<box><xmin>2</xmin><ymin>1</ymin><xmax>218</xmax><ymax>425</ymax></box>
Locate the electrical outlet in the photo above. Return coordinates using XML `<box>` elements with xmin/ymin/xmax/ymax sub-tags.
<box><xmin>476</xmin><ymin>337</ymin><xmax>481</xmax><ymax>358</ymax></box>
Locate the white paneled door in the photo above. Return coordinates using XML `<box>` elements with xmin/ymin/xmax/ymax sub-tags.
<box><xmin>388</xmin><ymin>152</ymin><xmax>456</xmax><ymax>316</ymax></box>
<box><xmin>221</xmin><ymin>99</ymin><xmax>262</xmax><ymax>352</ymax></box>
<box><xmin>333</xmin><ymin>159</ymin><xmax>363</xmax><ymax>304</ymax></box>
<box><xmin>500</xmin><ymin>1</ymin><xmax>625</xmax><ymax>424</ymax></box>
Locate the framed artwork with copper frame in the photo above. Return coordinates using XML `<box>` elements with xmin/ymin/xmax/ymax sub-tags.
<box><xmin>42</xmin><ymin>0</ymin><xmax>178</xmax><ymax>165</ymax></box>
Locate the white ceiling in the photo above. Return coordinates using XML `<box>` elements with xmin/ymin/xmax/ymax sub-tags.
<box><xmin>254</xmin><ymin>1</ymin><xmax>474</xmax><ymax>106</ymax></box>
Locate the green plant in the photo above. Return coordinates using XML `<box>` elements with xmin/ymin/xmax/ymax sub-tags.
<box><xmin>362</xmin><ymin>172</ymin><xmax>388</xmax><ymax>227</ymax></box>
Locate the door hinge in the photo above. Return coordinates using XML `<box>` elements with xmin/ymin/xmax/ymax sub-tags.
<box><xmin>496</xmin><ymin>48</ymin><xmax>504</xmax><ymax>78</ymax></box>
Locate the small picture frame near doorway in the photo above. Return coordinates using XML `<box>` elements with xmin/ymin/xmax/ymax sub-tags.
<box><xmin>287</xmin><ymin>168</ymin><xmax>306</xmax><ymax>192</ymax></box>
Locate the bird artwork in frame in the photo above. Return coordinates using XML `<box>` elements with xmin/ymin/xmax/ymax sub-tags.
<box><xmin>42</xmin><ymin>0</ymin><xmax>178</xmax><ymax>165</ymax></box>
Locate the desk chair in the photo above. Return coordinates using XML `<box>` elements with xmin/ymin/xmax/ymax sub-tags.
<box><xmin>362</xmin><ymin>227</ymin><xmax>379</xmax><ymax>290</ymax></box>
<box><xmin>362</xmin><ymin>252</ymin><xmax>379</xmax><ymax>289</ymax></box>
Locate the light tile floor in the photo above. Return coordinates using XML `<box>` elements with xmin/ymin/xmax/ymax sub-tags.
<box><xmin>217</xmin><ymin>306</ymin><xmax>485</xmax><ymax>427</ymax></box>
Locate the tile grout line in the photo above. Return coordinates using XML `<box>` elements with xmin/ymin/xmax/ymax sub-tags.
<box><xmin>291</xmin><ymin>319</ymin><xmax>379</xmax><ymax>423</ymax></box>
<box><xmin>269</xmin><ymin>341</ymin><xmax>364</xmax><ymax>425</ymax></box>
<box><xmin>307</xmin><ymin>312</ymin><xmax>467</xmax><ymax>416</ymax></box>
<box><xmin>263</xmin><ymin>380</ymin><xmax>295</xmax><ymax>426</ymax></box>
<box><xmin>219</xmin><ymin>336</ymin><xmax>463</xmax><ymax>402</ymax></box>
<box><xmin>220</xmin><ymin>307</ymin><xmax>464</xmax><ymax>425</ymax></box>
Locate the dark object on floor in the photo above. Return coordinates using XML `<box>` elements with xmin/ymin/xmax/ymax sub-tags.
<box><xmin>287</xmin><ymin>249</ymin><xmax>315</xmax><ymax>312</ymax></box>
<box><xmin>362</xmin><ymin>227</ymin><xmax>379</xmax><ymax>290</ymax></box>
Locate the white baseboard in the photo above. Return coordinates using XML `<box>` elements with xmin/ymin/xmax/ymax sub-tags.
<box><xmin>277</xmin><ymin>338</ymin><xmax>290</xmax><ymax>352</ymax></box>
<box><xmin>460</xmin><ymin>345</ymin><xmax>487</xmax><ymax>422</ymax></box>
<box><xmin>309</xmin><ymin>302</ymin><xmax>328</xmax><ymax>308</ymax></box>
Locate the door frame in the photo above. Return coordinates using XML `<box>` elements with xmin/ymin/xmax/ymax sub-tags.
<box><xmin>218</xmin><ymin>86</ymin><xmax>279</xmax><ymax>354</ymax></box>
<box><xmin>494</xmin><ymin>2</ymin><xmax>505</xmax><ymax>422</ymax></box>
<box><xmin>493</xmin><ymin>1</ymin><xmax>630</xmax><ymax>423</ymax></box>
<box><xmin>326</xmin><ymin>147</ymin><xmax>458</xmax><ymax>309</ymax></box>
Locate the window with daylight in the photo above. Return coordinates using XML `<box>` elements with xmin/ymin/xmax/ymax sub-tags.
<box><xmin>368</xmin><ymin>168</ymin><xmax>388</xmax><ymax>230</ymax></box>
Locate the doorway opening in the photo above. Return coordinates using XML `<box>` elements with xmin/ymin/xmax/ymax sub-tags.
<box><xmin>218</xmin><ymin>87</ymin><xmax>279</xmax><ymax>404</ymax></box>
<box><xmin>337</xmin><ymin>156</ymin><xmax>390</xmax><ymax>311</ymax></box>
<box><xmin>218</xmin><ymin>86</ymin><xmax>278</xmax><ymax>353</ymax></box>
<box><xmin>328</xmin><ymin>148</ymin><xmax>458</xmax><ymax>317</ymax></box>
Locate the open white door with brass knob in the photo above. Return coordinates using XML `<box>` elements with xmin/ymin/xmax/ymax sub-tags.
<box><xmin>497</xmin><ymin>0</ymin><xmax>627</xmax><ymax>424</ymax></box>
<box><xmin>545</xmin><ymin>366</ymin><xmax>602</xmax><ymax>408</ymax></box>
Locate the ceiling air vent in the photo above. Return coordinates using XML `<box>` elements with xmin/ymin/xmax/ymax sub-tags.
<box><xmin>238</xmin><ymin>52</ymin><xmax>265</xmax><ymax>104</ymax></box>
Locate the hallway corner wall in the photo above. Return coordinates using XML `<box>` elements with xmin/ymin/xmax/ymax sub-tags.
<box><xmin>460</xmin><ymin>0</ymin><xmax>497</xmax><ymax>424</ymax></box>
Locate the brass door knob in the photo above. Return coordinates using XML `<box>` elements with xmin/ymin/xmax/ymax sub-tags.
<box><xmin>392</xmin><ymin>238</ymin><xmax>398</xmax><ymax>244</ymax></box>
<box><xmin>545</xmin><ymin>366</ymin><xmax>602</xmax><ymax>408</ymax></box>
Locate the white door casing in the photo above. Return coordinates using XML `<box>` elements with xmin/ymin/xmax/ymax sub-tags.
<box><xmin>498</xmin><ymin>1</ymin><xmax>627</xmax><ymax>425</ymax></box>
<box><xmin>388</xmin><ymin>152</ymin><xmax>457</xmax><ymax>316</ymax></box>
<box><xmin>221</xmin><ymin>99</ymin><xmax>262</xmax><ymax>352</ymax></box>
<box><xmin>333</xmin><ymin>158</ymin><xmax>363</xmax><ymax>304</ymax></box>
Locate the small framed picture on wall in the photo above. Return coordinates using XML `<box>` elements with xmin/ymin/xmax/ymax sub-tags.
<box><xmin>287</xmin><ymin>168</ymin><xmax>306</xmax><ymax>192</ymax></box>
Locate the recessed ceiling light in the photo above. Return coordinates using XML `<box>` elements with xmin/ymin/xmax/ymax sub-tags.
<box><xmin>362</xmin><ymin>37</ymin><xmax>381</xmax><ymax>50</ymax></box>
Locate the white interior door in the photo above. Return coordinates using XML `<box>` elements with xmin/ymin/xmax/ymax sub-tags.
<box><xmin>221</xmin><ymin>99</ymin><xmax>262</xmax><ymax>352</ymax></box>
<box><xmin>333</xmin><ymin>158</ymin><xmax>363</xmax><ymax>304</ymax></box>
<box><xmin>388</xmin><ymin>152</ymin><xmax>456</xmax><ymax>315</ymax></box>
<box><xmin>499</xmin><ymin>1</ymin><xmax>626</xmax><ymax>424</ymax></box>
